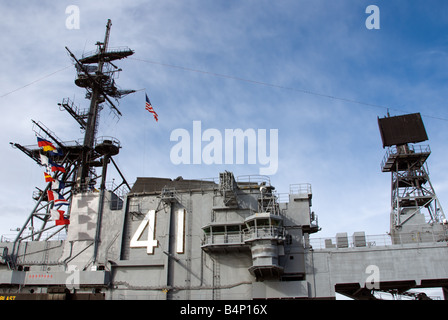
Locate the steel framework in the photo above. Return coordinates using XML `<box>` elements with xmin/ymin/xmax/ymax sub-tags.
<box><xmin>8</xmin><ymin>20</ymin><xmax>133</xmax><ymax>266</ymax></box>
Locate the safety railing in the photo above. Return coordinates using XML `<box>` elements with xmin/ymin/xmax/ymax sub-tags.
<box><xmin>243</xmin><ymin>226</ymin><xmax>285</xmax><ymax>242</ymax></box>
<box><xmin>202</xmin><ymin>232</ymin><xmax>245</xmax><ymax>247</ymax></box>
<box><xmin>381</xmin><ymin>144</ymin><xmax>431</xmax><ymax>171</ymax></box>
<box><xmin>310</xmin><ymin>230</ymin><xmax>448</xmax><ymax>250</ymax></box>
<box><xmin>290</xmin><ymin>183</ymin><xmax>312</xmax><ymax>195</ymax></box>
<box><xmin>202</xmin><ymin>226</ymin><xmax>286</xmax><ymax>247</ymax></box>
<box><xmin>1</xmin><ymin>230</ymin><xmax>67</xmax><ymax>243</ymax></box>
<box><xmin>237</xmin><ymin>175</ymin><xmax>271</xmax><ymax>186</ymax></box>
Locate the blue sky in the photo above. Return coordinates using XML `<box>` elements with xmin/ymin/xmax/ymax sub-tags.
<box><xmin>1</xmin><ymin>1</ymin><xmax>448</xmax><ymax>240</ymax></box>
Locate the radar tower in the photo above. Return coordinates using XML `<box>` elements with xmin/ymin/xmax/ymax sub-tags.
<box><xmin>378</xmin><ymin>113</ymin><xmax>447</xmax><ymax>244</ymax></box>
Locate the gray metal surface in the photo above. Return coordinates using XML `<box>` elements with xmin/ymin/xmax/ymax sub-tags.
<box><xmin>1</xmin><ymin>171</ymin><xmax>448</xmax><ymax>300</ymax></box>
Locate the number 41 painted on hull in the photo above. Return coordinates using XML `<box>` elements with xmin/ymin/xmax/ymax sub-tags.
<box><xmin>129</xmin><ymin>209</ymin><xmax>186</xmax><ymax>254</ymax></box>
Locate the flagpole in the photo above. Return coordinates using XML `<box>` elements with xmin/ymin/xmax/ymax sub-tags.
<box><xmin>143</xmin><ymin>91</ymin><xmax>148</xmax><ymax>176</ymax></box>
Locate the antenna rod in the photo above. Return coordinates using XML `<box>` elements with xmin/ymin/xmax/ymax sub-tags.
<box><xmin>103</xmin><ymin>19</ymin><xmax>112</xmax><ymax>53</ymax></box>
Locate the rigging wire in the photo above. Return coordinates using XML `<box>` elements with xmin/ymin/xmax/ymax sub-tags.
<box><xmin>130</xmin><ymin>57</ymin><xmax>448</xmax><ymax>122</ymax></box>
<box><xmin>0</xmin><ymin>65</ymin><xmax>72</xmax><ymax>98</ymax></box>
<box><xmin>2</xmin><ymin>58</ymin><xmax>448</xmax><ymax>123</ymax></box>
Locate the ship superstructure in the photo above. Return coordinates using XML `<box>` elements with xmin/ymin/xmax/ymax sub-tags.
<box><xmin>1</xmin><ymin>21</ymin><xmax>448</xmax><ymax>300</ymax></box>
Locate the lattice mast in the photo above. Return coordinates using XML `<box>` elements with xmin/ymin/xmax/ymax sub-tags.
<box><xmin>65</xmin><ymin>19</ymin><xmax>134</xmax><ymax>192</ymax></box>
<box><xmin>9</xmin><ymin>20</ymin><xmax>134</xmax><ymax>246</ymax></box>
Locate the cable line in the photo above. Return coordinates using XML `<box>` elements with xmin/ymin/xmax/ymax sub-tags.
<box><xmin>130</xmin><ymin>57</ymin><xmax>448</xmax><ymax>122</ymax></box>
<box><xmin>0</xmin><ymin>65</ymin><xmax>71</xmax><ymax>98</ymax></box>
<box><xmin>3</xmin><ymin>57</ymin><xmax>447</xmax><ymax>123</ymax></box>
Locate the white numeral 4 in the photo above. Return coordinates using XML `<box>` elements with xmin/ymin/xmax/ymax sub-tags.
<box><xmin>130</xmin><ymin>209</ymin><xmax>158</xmax><ymax>254</ymax></box>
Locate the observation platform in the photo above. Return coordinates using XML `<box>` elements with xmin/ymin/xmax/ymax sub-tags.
<box><xmin>381</xmin><ymin>145</ymin><xmax>431</xmax><ymax>172</ymax></box>
<box><xmin>79</xmin><ymin>46</ymin><xmax>134</xmax><ymax>64</ymax></box>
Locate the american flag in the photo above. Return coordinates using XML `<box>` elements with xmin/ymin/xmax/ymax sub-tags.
<box><xmin>145</xmin><ymin>93</ymin><xmax>158</xmax><ymax>122</ymax></box>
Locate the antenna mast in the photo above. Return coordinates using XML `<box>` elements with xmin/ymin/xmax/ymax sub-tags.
<box><xmin>66</xmin><ymin>19</ymin><xmax>134</xmax><ymax>192</ymax></box>
<box><xmin>9</xmin><ymin>20</ymin><xmax>134</xmax><ymax>248</ymax></box>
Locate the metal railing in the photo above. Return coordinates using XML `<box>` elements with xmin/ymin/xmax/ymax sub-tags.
<box><xmin>243</xmin><ymin>226</ymin><xmax>285</xmax><ymax>242</ymax></box>
<box><xmin>290</xmin><ymin>183</ymin><xmax>312</xmax><ymax>195</ymax></box>
<box><xmin>203</xmin><ymin>232</ymin><xmax>245</xmax><ymax>246</ymax></box>
<box><xmin>381</xmin><ymin>144</ymin><xmax>431</xmax><ymax>170</ymax></box>
<box><xmin>95</xmin><ymin>136</ymin><xmax>121</xmax><ymax>149</ymax></box>
<box><xmin>202</xmin><ymin>226</ymin><xmax>285</xmax><ymax>247</ymax></box>
<box><xmin>310</xmin><ymin>230</ymin><xmax>448</xmax><ymax>250</ymax></box>
<box><xmin>236</xmin><ymin>175</ymin><xmax>271</xmax><ymax>186</ymax></box>
<box><xmin>1</xmin><ymin>230</ymin><xmax>67</xmax><ymax>243</ymax></box>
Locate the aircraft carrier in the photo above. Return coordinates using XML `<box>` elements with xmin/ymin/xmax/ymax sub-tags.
<box><xmin>1</xmin><ymin>20</ymin><xmax>448</xmax><ymax>300</ymax></box>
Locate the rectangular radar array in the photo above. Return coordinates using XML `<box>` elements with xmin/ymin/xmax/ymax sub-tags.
<box><xmin>377</xmin><ymin>113</ymin><xmax>428</xmax><ymax>148</ymax></box>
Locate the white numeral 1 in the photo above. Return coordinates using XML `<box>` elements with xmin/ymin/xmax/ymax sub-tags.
<box><xmin>176</xmin><ymin>209</ymin><xmax>185</xmax><ymax>253</ymax></box>
<box><xmin>130</xmin><ymin>209</ymin><xmax>158</xmax><ymax>254</ymax></box>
